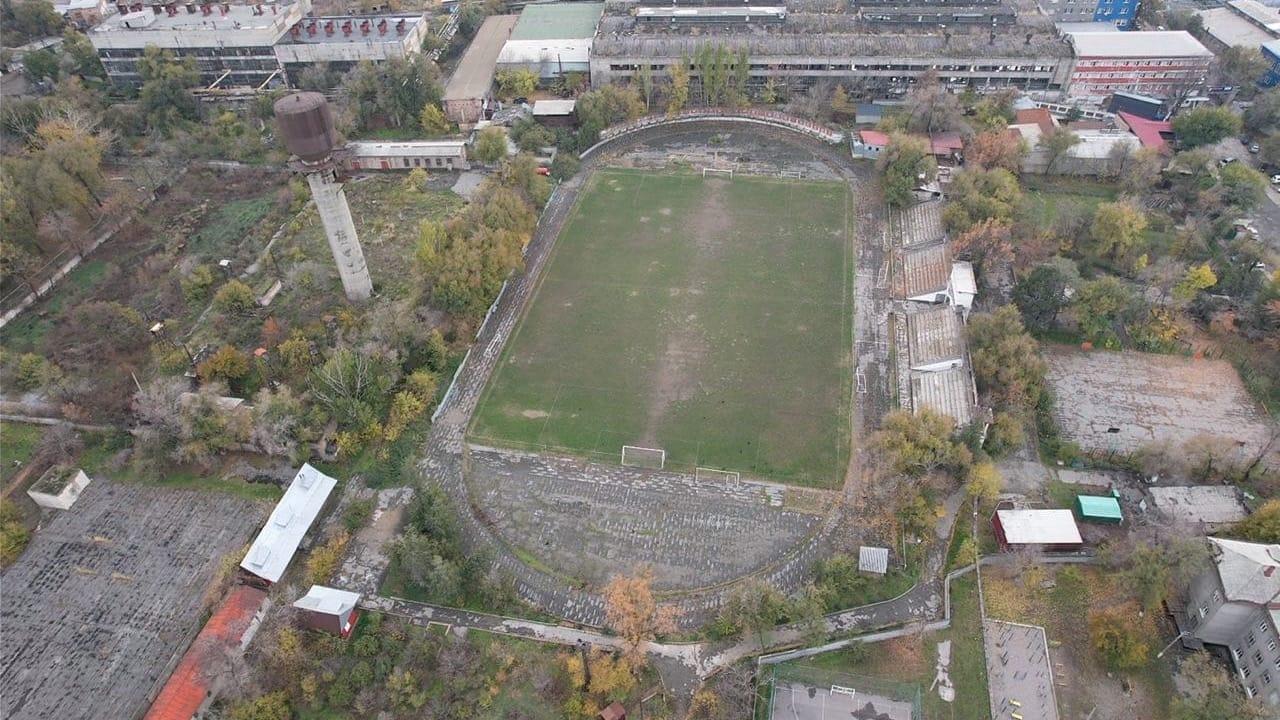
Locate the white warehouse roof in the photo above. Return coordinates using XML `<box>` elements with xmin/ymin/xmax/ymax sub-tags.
<box><xmin>996</xmin><ymin>509</ymin><xmax>1083</xmax><ymax>545</ymax></box>
<box><xmin>346</xmin><ymin>140</ymin><xmax>467</xmax><ymax>158</ymax></box>
<box><xmin>240</xmin><ymin>464</ymin><xmax>338</xmax><ymax>583</ymax></box>
<box><xmin>293</xmin><ymin>585</ymin><xmax>361</xmax><ymax>616</ymax></box>
<box><xmin>1068</xmin><ymin>30</ymin><xmax>1211</xmax><ymax>58</ymax></box>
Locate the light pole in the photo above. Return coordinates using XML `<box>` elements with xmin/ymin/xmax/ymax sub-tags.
<box><xmin>1156</xmin><ymin>631</ymin><xmax>1191</xmax><ymax>659</ymax></box>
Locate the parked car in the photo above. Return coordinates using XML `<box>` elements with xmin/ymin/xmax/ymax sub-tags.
<box><xmin>1250</xmin><ymin>144</ymin><xmax>1261</xmax><ymax>154</ymax></box>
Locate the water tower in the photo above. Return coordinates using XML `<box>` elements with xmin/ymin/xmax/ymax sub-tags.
<box><xmin>274</xmin><ymin>92</ymin><xmax>372</xmax><ymax>302</ymax></box>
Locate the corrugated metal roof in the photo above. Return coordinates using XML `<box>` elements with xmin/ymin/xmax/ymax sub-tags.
<box><xmin>443</xmin><ymin>14</ymin><xmax>518</xmax><ymax>102</ymax></box>
<box><xmin>859</xmin><ymin>546</ymin><xmax>890</xmax><ymax>574</ymax></box>
<box><xmin>895</xmin><ymin>243</ymin><xmax>951</xmax><ymax>299</ymax></box>
<box><xmin>897</xmin><ymin>199</ymin><xmax>945</xmax><ymax>247</ymax></box>
<box><xmin>1076</xmin><ymin>494</ymin><xmax>1123</xmax><ymax>521</ymax></box>
<box><xmin>347</xmin><ymin>140</ymin><xmax>466</xmax><ymax>158</ymax></box>
<box><xmin>911</xmin><ymin>366</ymin><xmax>975</xmax><ymax>427</ymax></box>
<box><xmin>907</xmin><ymin>306</ymin><xmax>966</xmax><ymax>369</ymax></box>
<box><xmin>996</xmin><ymin>509</ymin><xmax>1082</xmax><ymax>545</ymax></box>
<box><xmin>293</xmin><ymin>585</ymin><xmax>361</xmax><ymax>615</ymax></box>
<box><xmin>240</xmin><ymin>464</ymin><xmax>337</xmax><ymax>583</ymax></box>
<box><xmin>144</xmin><ymin>585</ymin><xmax>267</xmax><ymax>720</ymax></box>
<box><xmin>1209</xmin><ymin>537</ymin><xmax>1280</xmax><ymax>605</ymax></box>
<box><xmin>532</xmin><ymin>99</ymin><xmax>576</xmax><ymax>115</ymax></box>
<box><xmin>509</xmin><ymin>2</ymin><xmax>603</xmax><ymax>40</ymax></box>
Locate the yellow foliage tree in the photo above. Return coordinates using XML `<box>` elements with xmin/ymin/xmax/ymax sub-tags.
<box><xmin>602</xmin><ymin>565</ymin><xmax>679</xmax><ymax>665</ymax></box>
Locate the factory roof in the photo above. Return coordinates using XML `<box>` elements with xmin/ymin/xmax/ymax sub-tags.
<box><xmin>593</xmin><ymin>19</ymin><xmax>1071</xmax><ymax>58</ymax></box>
<box><xmin>895</xmin><ymin>242</ymin><xmax>951</xmax><ymax>299</ymax></box>
<box><xmin>636</xmin><ymin>5</ymin><xmax>787</xmax><ymax>18</ymax></box>
<box><xmin>94</xmin><ymin>1</ymin><xmax>295</xmax><ymax>33</ymax></box>
<box><xmin>510</xmin><ymin>2</ymin><xmax>603</xmax><ymax>40</ymax></box>
<box><xmin>1149</xmin><ymin>485</ymin><xmax>1248</xmax><ymax>526</ymax></box>
<box><xmin>444</xmin><ymin>14</ymin><xmax>518</xmax><ymax>102</ymax></box>
<box><xmin>1067</xmin><ymin>30</ymin><xmax>1212</xmax><ymax>58</ymax></box>
<box><xmin>1228</xmin><ymin>0</ymin><xmax>1280</xmax><ymax>32</ymax></box>
<box><xmin>346</xmin><ymin>140</ymin><xmax>467</xmax><ymax>158</ymax></box>
<box><xmin>240</xmin><ymin>464</ymin><xmax>337</xmax><ymax>583</ymax></box>
<box><xmin>996</xmin><ymin>508</ymin><xmax>1083</xmax><ymax>545</ymax></box>
<box><xmin>907</xmin><ymin>306</ymin><xmax>966</xmax><ymax>368</ymax></box>
<box><xmin>278</xmin><ymin>14</ymin><xmax>424</xmax><ymax>45</ymax></box>
<box><xmin>911</xmin><ymin>367</ymin><xmax>975</xmax><ymax>427</ymax></box>
<box><xmin>1197</xmin><ymin>6</ymin><xmax>1278</xmax><ymax>46</ymax></box>
<box><xmin>1118</xmin><ymin>111</ymin><xmax>1173</xmax><ymax>150</ymax></box>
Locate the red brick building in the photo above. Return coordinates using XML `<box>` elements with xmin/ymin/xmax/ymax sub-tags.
<box><xmin>1065</xmin><ymin>31</ymin><xmax>1212</xmax><ymax>104</ymax></box>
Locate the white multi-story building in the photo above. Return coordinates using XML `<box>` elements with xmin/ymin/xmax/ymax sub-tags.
<box><xmin>1065</xmin><ymin>30</ymin><xmax>1214</xmax><ymax>103</ymax></box>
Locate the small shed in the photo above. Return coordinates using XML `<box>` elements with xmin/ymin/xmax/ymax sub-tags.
<box><xmin>855</xmin><ymin>103</ymin><xmax>885</xmax><ymax>125</ymax></box>
<box><xmin>293</xmin><ymin>585</ymin><xmax>362</xmax><ymax>637</ymax></box>
<box><xmin>858</xmin><ymin>546</ymin><xmax>890</xmax><ymax>575</ymax></box>
<box><xmin>992</xmin><ymin>508</ymin><xmax>1083</xmax><ymax>551</ymax></box>
<box><xmin>532</xmin><ymin>99</ymin><xmax>577</xmax><ymax>127</ymax></box>
<box><xmin>27</xmin><ymin>466</ymin><xmax>91</xmax><ymax>510</ymax></box>
<box><xmin>599</xmin><ymin>701</ymin><xmax>626</xmax><ymax>720</ymax></box>
<box><xmin>1075</xmin><ymin>495</ymin><xmax>1123</xmax><ymax>524</ymax></box>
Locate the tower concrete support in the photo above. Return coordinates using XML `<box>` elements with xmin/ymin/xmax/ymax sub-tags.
<box><xmin>306</xmin><ymin>169</ymin><xmax>372</xmax><ymax>301</ymax></box>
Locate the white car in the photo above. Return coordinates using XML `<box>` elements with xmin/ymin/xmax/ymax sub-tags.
<box><xmin>1272</xmin><ymin>174</ymin><xmax>1280</xmax><ymax>186</ymax></box>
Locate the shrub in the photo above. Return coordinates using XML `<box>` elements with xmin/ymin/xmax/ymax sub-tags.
<box><xmin>181</xmin><ymin>264</ymin><xmax>217</xmax><ymax>303</ymax></box>
<box><xmin>305</xmin><ymin>530</ymin><xmax>350</xmax><ymax>586</ymax></box>
<box><xmin>343</xmin><ymin>498</ymin><xmax>375</xmax><ymax>532</ymax></box>
<box><xmin>213</xmin><ymin>279</ymin><xmax>257</xmax><ymax>315</ymax></box>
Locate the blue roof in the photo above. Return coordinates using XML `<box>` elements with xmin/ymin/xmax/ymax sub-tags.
<box><xmin>1265</xmin><ymin>39</ymin><xmax>1280</xmax><ymax>62</ymax></box>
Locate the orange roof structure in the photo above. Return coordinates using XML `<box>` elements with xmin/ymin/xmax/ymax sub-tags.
<box><xmin>1014</xmin><ymin>108</ymin><xmax>1056</xmax><ymax>135</ymax></box>
<box><xmin>144</xmin><ymin>585</ymin><xmax>268</xmax><ymax>720</ymax></box>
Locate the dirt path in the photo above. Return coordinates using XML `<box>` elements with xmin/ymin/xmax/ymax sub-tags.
<box><xmin>638</xmin><ymin>178</ymin><xmax>732</xmax><ymax>446</ymax></box>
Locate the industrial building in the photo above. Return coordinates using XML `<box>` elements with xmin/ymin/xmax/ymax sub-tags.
<box><xmin>240</xmin><ymin>463</ymin><xmax>338</xmax><ymax>584</ymax></box>
<box><xmin>272</xmin><ymin>13</ymin><xmax>430</xmax><ymax>84</ymax></box>
<box><xmin>1064</xmin><ymin>30</ymin><xmax>1213</xmax><ymax>103</ymax></box>
<box><xmin>444</xmin><ymin>14</ymin><xmax>518</xmax><ymax>123</ymax></box>
<box><xmin>991</xmin><ymin>507</ymin><xmax>1084</xmax><ymax>551</ymax></box>
<box><xmin>342</xmin><ymin>140</ymin><xmax>469</xmax><ymax>171</ymax></box>
<box><xmin>589</xmin><ymin>1</ymin><xmax>1075</xmax><ymax>97</ymax></box>
<box><xmin>1038</xmin><ymin>0</ymin><xmax>1138</xmax><ymax>28</ymax></box>
<box><xmin>496</xmin><ymin>2</ymin><xmax>604</xmax><ymax>78</ymax></box>
<box><xmin>87</xmin><ymin>0</ymin><xmax>432</xmax><ymax>89</ymax></box>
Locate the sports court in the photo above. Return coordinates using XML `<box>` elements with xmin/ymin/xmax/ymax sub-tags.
<box><xmin>764</xmin><ymin>666</ymin><xmax>921</xmax><ymax>720</ymax></box>
<box><xmin>470</xmin><ymin>168</ymin><xmax>853</xmax><ymax>486</ymax></box>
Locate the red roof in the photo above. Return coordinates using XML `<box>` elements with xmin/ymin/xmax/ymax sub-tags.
<box><xmin>144</xmin><ymin>585</ymin><xmax>268</xmax><ymax>720</ymax></box>
<box><xmin>1118</xmin><ymin>111</ymin><xmax>1172</xmax><ymax>152</ymax></box>
<box><xmin>858</xmin><ymin>129</ymin><xmax>891</xmax><ymax>147</ymax></box>
<box><xmin>1014</xmin><ymin>108</ymin><xmax>1056</xmax><ymax>135</ymax></box>
<box><xmin>930</xmin><ymin>133</ymin><xmax>964</xmax><ymax>154</ymax></box>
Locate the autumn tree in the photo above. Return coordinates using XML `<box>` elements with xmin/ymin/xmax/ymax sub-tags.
<box><xmin>872</xmin><ymin>408</ymin><xmax>973</xmax><ymax>477</ymax></box>
<box><xmin>952</xmin><ymin>218</ymin><xmax>1013</xmax><ymax>276</ymax></box>
<box><xmin>1218</xmin><ymin>162</ymin><xmax>1268</xmax><ymax>211</ymax></box>
<box><xmin>667</xmin><ymin>58</ymin><xmax>690</xmax><ymax>116</ymax></box>
<box><xmin>1217</xmin><ymin>45</ymin><xmax>1269</xmax><ymax>97</ymax></box>
<box><xmin>720</xmin><ymin>578</ymin><xmax>789</xmax><ymax>648</ymax></box>
<box><xmin>603</xmin><ymin>565</ymin><xmax>678</xmax><ymax>665</ymax></box>
<box><xmin>1173</xmin><ymin>263</ymin><xmax>1218</xmax><ymax>302</ymax></box>
<box><xmin>1074</xmin><ymin>276</ymin><xmax>1139</xmax><ymax>347</ymax></box>
<box><xmin>418</xmin><ymin>103</ymin><xmax>451</xmax><ymax>136</ymax></box>
<box><xmin>831</xmin><ymin>85</ymin><xmax>853</xmax><ymax>118</ymax></box>
<box><xmin>966</xmin><ymin>130</ymin><xmax>1027</xmax><ymax>173</ymax></box>
<box><xmin>1119</xmin><ymin>147</ymin><xmax>1165</xmax><ymax>195</ymax></box>
<box><xmin>1230</xmin><ymin>500</ymin><xmax>1280</xmax><ymax>544</ymax></box>
<box><xmin>495</xmin><ymin>68</ymin><xmax>538</xmax><ymax>100</ymax></box>
<box><xmin>877</xmin><ymin>133</ymin><xmax>936</xmax><ymax>208</ymax></box>
<box><xmin>966</xmin><ymin>461</ymin><xmax>1002</xmax><ymax>505</ymax></box>
<box><xmin>942</xmin><ymin>167</ymin><xmax>1022</xmax><ymax>233</ymax></box>
<box><xmin>1173</xmin><ymin>653</ymin><xmax>1268</xmax><ymax>720</ymax></box>
<box><xmin>968</xmin><ymin>306</ymin><xmax>1047</xmax><ymax>414</ymax></box>
<box><xmin>575</xmin><ymin>83</ymin><xmax>645</xmax><ymax>145</ymax></box>
<box><xmin>1089</xmin><ymin>605</ymin><xmax>1150</xmax><ymax>671</ymax></box>
<box><xmin>904</xmin><ymin>72</ymin><xmax>967</xmax><ymax>134</ymax></box>
<box><xmin>1088</xmin><ymin>201</ymin><xmax>1148</xmax><ymax>262</ymax></box>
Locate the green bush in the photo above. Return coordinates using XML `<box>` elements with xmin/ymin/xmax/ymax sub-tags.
<box><xmin>181</xmin><ymin>264</ymin><xmax>217</xmax><ymax>303</ymax></box>
<box><xmin>213</xmin><ymin>279</ymin><xmax>257</xmax><ymax>315</ymax></box>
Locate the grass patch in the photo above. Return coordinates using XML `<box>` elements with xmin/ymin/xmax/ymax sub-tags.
<box><xmin>0</xmin><ymin>423</ymin><xmax>44</xmax><ymax>486</ymax></box>
<box><xmin>189</xmin><ymin>197</ymin><xmax>276</xmax><ymax>254</ymax></box>
<box><xmin>471</xmin><ymin>169</ymin><xmax>854</xmax><ymax>487</ymax></box>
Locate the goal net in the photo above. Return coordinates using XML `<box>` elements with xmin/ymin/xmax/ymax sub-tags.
<box><xmin>621</xmin><ymin>445</ymin><xmax>666</xmax><ymax>469</ymax></box>
<box><xmin>695</xmin><ymin>467</ymin><xmax>741</xmax><ymax>486</ymax></box>
<box><xmin>702</xmin><ymin>167</ymin><xmax>734</xmax><ymax>179</ymax></box>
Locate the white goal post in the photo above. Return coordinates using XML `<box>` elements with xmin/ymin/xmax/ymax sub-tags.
<box><xmin>779</xmin><ymin>170</ymin><xmax>804</xmax><ymax>179</ymax></box>
<box><xmin>701</xmin><ymin>167</ymin><xmax>734</xmax><ymax>179</ymax></box>
<box><xmin>831</xmin><ymin>685</ymin><xmax>857</xmax><ymax>698</ymax></box>
<box><xmin>621</xmin><ymin>445</ymin><xmax>666</xmax><ymax>469</ymax></box>
<box><xmin>695</xmin><ymin>467</ymin><xmax>741</xmax><ymax>485</ymax></box>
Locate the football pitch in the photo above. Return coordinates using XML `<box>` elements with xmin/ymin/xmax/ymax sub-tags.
<box><xmin>470</xmin><ymin>168</ymin><xmax>853</xmax><ymax>487</ymax></box>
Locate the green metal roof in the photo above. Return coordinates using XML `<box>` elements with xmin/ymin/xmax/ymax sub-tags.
<box><xmin>509</xmin><ymin>3</ymin><xmax>605</xmax><ymax>41</ymax></box>
<box><xmin>1076</xmin><ymin>495</ymin><xmax>1123</xmax><ymax>522</ymax></box>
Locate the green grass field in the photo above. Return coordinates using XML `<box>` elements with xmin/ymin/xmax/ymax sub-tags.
<box><xmin>470</xmin><ymin>168</ymin><xmax>853</xmax><ymax>487</ymax></box>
